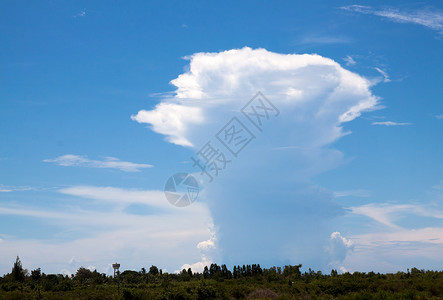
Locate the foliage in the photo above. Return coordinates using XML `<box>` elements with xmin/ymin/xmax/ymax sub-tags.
<box><xmin>1</xmin><ymin>258</ymin><xmax>443</xmax><ymax>299</ymax></box>
<box><xmin>11</xmin><ymin>256</ymin><xmax>26</xmax><ymax>282</ymax></box>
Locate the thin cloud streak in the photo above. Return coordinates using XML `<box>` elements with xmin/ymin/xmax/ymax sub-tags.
<box><xmin>372</xmin><ymin>121</ymin><xmax>411</xmax><ymax>126</ymax></box>
<box><xmin>73</xmin><ymin>10</ymin><xmax>86</xmax><ymax>18</ymax></box>
<box><xmin>374</xmin><ymin>67</ymin><xmax>390</xmax><ymax>83</ymax></box>
<box><xmin>43</xmin><ymin>154</ymin><xmax>153</xmax><ymax>172</ymax></box>
<box><xmin>349</xmin><ymin>203</ymin><xmax>443</xmax><ymax>228</ymax></box>
<box><xmin>341</xmin><ymin>5</ymin><xmax>443</xmax><ymax>34</ymax></box>
<box><xmin>341</xmin><ymin>183</ymin><xmax>443</xmax><ymax>273</ymax></box>
<box><xmin>298</xmin><ymin>35</ymin><xmax>352</xmax><ymax>45</ymax></box>
<box><xmin>343</xmin><ymin>55</ymin><xmax>356</xmax><ymax>66</ymax></box>
<box><xmin>334</xmin><ymin>189</ymin><xmax>371</xmax><ymax>198</ymax></box>
<box><xmin>0</xmin><ymin>185</ymin><xmax>215</xmax><ymax>275</ymax></box>
<box><xmin>0</xmin><ymin>184</ymin><xmax>34</xmax><ymax>192</ymax></box>
<box><xmin>59</xmin><ymin>185</ymin><xmax>171</xmax><ymax>210</ymax></box>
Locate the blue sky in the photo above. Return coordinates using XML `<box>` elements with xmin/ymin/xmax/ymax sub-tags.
<box><xmin>0</xmin><ymin>0</ymin><xmax>442</xmax><ymax>276</ymax></box>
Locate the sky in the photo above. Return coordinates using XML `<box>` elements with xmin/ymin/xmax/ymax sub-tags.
<box><xmin>0</xmin><ymin>0</ymin><xmax>442</xmax><ymax>276</ymax></box>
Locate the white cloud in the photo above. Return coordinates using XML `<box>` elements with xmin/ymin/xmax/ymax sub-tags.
<box><xmin>131</xmin><ymin>47</ymin><xmax>379</xmax><ymax>269</ymax></box>
<box><xmin>343</xmin><ymin>226</ymin><xmax>443</xmax><ymax>273</ymax></box>
<box><xmin>178</xmin><ymin>255</ymin><xmax>212</xmax><ymax>274</ymax></box>
<box><xmin>374</xmin><ymin>67</ymin><xmax>390</xmax><ymax>83</ymax></box>
<box><xmin>131</xmin><ymin>103</ymin><xmax>204</xmax><ymax>147</ymax></box>
<box><xmin>341</xmin><ymin>201</ymin><xmax>443</xmax><ymax>272</ymax></box>
<box><xmin>0</xmin><ymin>186</ymin><xmax>215</xmax><ymax>275</ymax></box>
<box><xmin>299</xmin><ymin>35</ymin><xmax>351</xmax><ymax>45</ymax></box>
<box><xmin>372</xmin><ymin>121</ymin><xmax>411</xmax><ymax>126</ymax></box>
<box><xmin>0</xmin><ymin>184</ymin><xmax>33</xmax><ymax>192</ymax></box>
<box><xmin>197</xmin><ymin>239</ymin><xmax>215</xmax><ymax>250</ymax></box>
<box><xmin>334</xmin><ymin>189</ymin><xmax>371</xmax><ymax>198</ymax></box>
<box><xmin>433</xmin><ymin>180</ymin><xmax>443</xmax><ymax>191</ymax></box>
<box><xmin>343</xmin><ymin>55</ymin><xmax>356</xmax><ymax>66</ymax></box>
<box><xmin>177</xmin><ymin>224</ymin><xmax>218</xmax><ymax>273</ymax></box>
<box><xmin>132</xmin><ymin>47</ymin><xmax>379</xmax><ymax>149</ymax></box>
<box><xmin>349</xmin><ymin>203</ymin><xmax>411</xmax><ymax>228</ymax></box>
<box><xmin>44</xmin><ymin>154</ymin><xmax>152</xmax><ymax>172</ymax></box>
<box><xmin>341</xmin><ymin>5</ymin><xmax>443</xmax><ymax>34</ymax></box>
<box><xmin>197</xmin><ymin>232</ymin><xmax>216</xmax><ymax>250</ymax></box>
<box><xmin>59</xmin><ymin>185</ymin><xmax>170</xmax><ymax>210</ymax></box>
<box><xmin>349</xmin><ymin>203</ymin><xmax>443</xmax><ymax>228</ymax></box>
<box><xmin>327</xmin><ymin>232</ymin><xmax>354</xmax><ymax>265</ymax></box>
<box><xmin>73</xmin><ymin>10</ymin><xmax>86</xmax><ymax>18</ymax></box>
<box><xmin>353</xmin><ymin>227</ymin><xmax>443</xmax><ymax>247</ymax></box>
<box><xmin>87</xmin><ymin>265</ymin><xmax>96</xmax><ymax>271</ymax></box>
<box><xmin>435</xmin><ymin>115</ymin><xmax>443</xmax><ymax>119</ymax></box>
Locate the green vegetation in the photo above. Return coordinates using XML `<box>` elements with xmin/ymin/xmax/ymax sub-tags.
<box><xmin>1</xmin><ymin>257</ymin><xmax>442</xmax><ymax>299</ymax></box>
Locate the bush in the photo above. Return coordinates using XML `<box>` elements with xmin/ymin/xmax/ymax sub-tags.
<box><xmin>197</xmin><ymin>283</ymin><xmax>217</xmax><ymax>300</ymax></box>
<box><xmin>248</xmin><ymin>288</ymin><xmax>278</xmax><ymax>299</ymax></box>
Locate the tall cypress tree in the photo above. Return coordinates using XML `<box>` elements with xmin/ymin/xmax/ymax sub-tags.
<box><xmin>12</xmin><ymin>256</ymin><xmax>25</xmax><ymax>282</ymax></box>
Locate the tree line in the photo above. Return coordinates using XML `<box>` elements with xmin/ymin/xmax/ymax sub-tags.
<box><xmin>1</xmin><ymin>256</ymin><xmax>442</xmax><ymax>299</ymax></box>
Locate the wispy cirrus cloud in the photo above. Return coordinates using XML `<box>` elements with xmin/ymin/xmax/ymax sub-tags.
<box><xmin>343</xmin><ymin>55</ymin><xmax>356</xmax><ymax>66</ymax></box>
<box><xmin>372</xmin><ymin>121</ymin><xmax>411</xmax><ymax>126</ymax></box>
<box><xmin>0</xmin><ymin>184</ymin><xmax>34</xmax><ymax>193</ymax></box>
<box><xmin>341</xmin><ymin>5</ymin><xmax>443</xmax><ymax>35</ymax></box>
<box><xmin>43</xmin><ymin>154</ymin><xmax>152</xmax><ymax>172</ymax></box>
<box><xmin>349</xmin><ymin>203</ymin><xmax>411</xmax><ymax>228</ymax></box>
<box><xmin>349</xmin><ymin>202</ymin><xmax>443</xmax><ymax>228</ymax></box>
<box><xmin>343</xmin><ymin>200</ymin><xmax>443</xmax><ymax>272</ymax></box>
<box><xmin>343</xmin><ymin>227</ymin><xmax>443</xmax><ymax>273</ymax></box>
<box><xmin>0</xmin><ymin>185</ymin><xmax>216</xmax><ymax>275</ymax></box>
<box><xmin>374</xmin><ymin>67</ymin><xmax>390</xmax><ymax>83</ymax></box>
<box><xmin>432</xmin><ymin>180</ymin><xmax>443</xmax><ymax>191</ymax></box>
<box><xmin>59</xmin><ymin>185</ymin><xmax>169</xmax><ymax>210</ymax></box>
<box><xmin>334</xmin><ymin>189</ymin><xmax>371</xmax><ymax>198</ymax></box>
<box><xmin>73</xmin><ymin>10</ymin><xmax>86</xmax><ymax>18</ymax></box>
<box><xmin>298</xmin><ymin>35</ymin><xmax>351</xmax><ymax>45</ymax></box>
<box><xmin>435</xmin><ymin>115</ymin><xmax>443</xmax><ymax>120</ymax></box>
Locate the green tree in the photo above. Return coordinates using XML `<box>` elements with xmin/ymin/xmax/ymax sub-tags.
<box><xmin>11</xmin><ymin>256</ymin><xmax>25</xmax><ymax>282</ymax></box>
<box><xmin>31</xmin><ymin>268</ymin><xmax>42</xmax><ymax>281</ymax></box>
<box><xmin>149</xmin><ymin>265</ymin><xmax>159</xmax><ymax>276</ymax></box>
<box><xmin>233</xmin><ymin>266</ymin><xmax>239</xmax><ymax>279</ymax></box>
<box><xmin>121</xmin><ymin>270</ymin><xmax>141</xmax><ymax>284</ymax></box>
<box><xmin>203</xmin><ymin>266</ymin><xmax>209</xmax><ymax>279</ymax></box>
<box><xmin>283</xmin><ymin>264</ymin><xmax>302</xmax><ymax>279</ymax></box>
<box><xmin>74</xmin><ymin>267</ymin><xmax>93</xmax><ymax>283</ymax></box>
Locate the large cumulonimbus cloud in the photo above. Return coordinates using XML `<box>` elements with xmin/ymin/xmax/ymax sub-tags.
<box><xmin>132</xmin><ymin>47</ymin><xmax>379</xmax><ymax>270</ymax></box>
<box><xmin>132</xmin><ymin>47</ymin><xmax>378</xmax><ymax>149</ymax></box>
